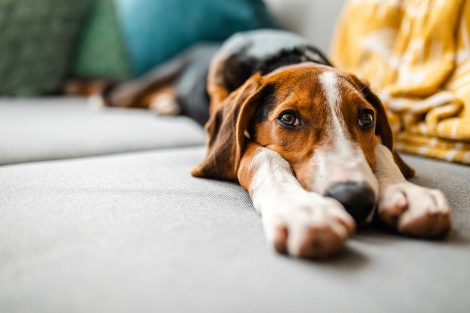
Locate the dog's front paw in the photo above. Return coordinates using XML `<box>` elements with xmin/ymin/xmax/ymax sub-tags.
<box><xmin>378</xmin><ymin>182</ymin><xmax>451</xmax><ymax>238</ymax></box>
<box><xmin>262</xmin><ymin>195</ymin><xmax>356</xmax><ymax>259</ymax></box>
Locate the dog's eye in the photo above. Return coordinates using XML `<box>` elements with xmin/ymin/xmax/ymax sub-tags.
<box><xmin>278</xmin><ymin>111</ymin><xmax>300</xmax><ymax>127</ymax></box>
<box><xmin>358</xmin><ymin>109</ymin><xmax>375</xmax><ymax>128</ymax></box>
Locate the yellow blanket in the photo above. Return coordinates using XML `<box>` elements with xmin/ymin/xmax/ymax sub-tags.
<box><xmin>331</xmin><ymin>0</ymin><xmax>470</xmax><ymax>164</ymax></box>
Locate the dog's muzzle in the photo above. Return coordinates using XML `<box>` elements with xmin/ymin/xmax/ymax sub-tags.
<box><xmin>324</xmin><ymin>181</ymin><xmax>376</xmax><ymax>225</ymax></box>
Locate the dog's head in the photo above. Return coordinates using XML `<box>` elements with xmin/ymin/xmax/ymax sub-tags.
<box><xmin>192</xmin><ymin>63</ymin><xmax>413</xmax><ymax>223</ymax></box>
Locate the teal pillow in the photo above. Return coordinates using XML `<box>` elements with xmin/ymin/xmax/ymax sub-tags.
<box><xmin>115</xmin><ymin>0</ymin><xmax>278</xmax><ymax>76</ymax></box>
<box><xmin>72</xmin><ymin>0</ymin><xmax>131</xmax><ymax>80</ymax></box>
<box><xmin>0</xmin><ymin>0</ymin><xmax>88</xmax><ymax>96</ymax></box>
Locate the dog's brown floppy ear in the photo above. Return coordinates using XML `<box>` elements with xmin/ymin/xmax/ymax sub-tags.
<box><xmin>191</xmin><ymin>74</ymin><xmax>265</xmax><ymax>180</ymax></box>
<box><xmin>347</xmin><ymin>74</ymin><xmax>415</xmax><ymax>178</ymax></box>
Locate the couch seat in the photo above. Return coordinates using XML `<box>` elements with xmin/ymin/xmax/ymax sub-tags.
<box><xmin>1</xmin><ymin>147</ymin><xmax>469</xmax><ymax>313</ymax></box>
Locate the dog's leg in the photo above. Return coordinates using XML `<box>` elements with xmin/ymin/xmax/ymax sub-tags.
<box><xmin>102</xmin><ymin>48</ymin><xmax>195</xmax><ymax>108</ymax></box>
<box><xmin>374</xmin><ymin>144</ymin><xmax>451</xmax><ymax>237</ymax></box>
<box><xmin>146</xmin><ymin>87</ymin><xmax>181</xmax><ymax>116</ymax></box>
<box><xmin>238</xmin><ymin>143</ymin><xmax>356</xmax><ymax>258</ymax></box>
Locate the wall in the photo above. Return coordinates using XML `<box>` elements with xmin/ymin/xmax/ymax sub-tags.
<box><xmin>265</xmin><ymin>0</ymin><xmax>345</xmax><ymax>54</ymax></box>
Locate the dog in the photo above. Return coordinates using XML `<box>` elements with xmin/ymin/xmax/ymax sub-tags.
<box><xmin>94</xmin><ymin>44</ymin><xmax>220</xmax><ymax>125</ymax></box>
<box><xmin>103</xmin><ymin>30</ymin><xmax>451</xmax><ymax>259</ymax></box>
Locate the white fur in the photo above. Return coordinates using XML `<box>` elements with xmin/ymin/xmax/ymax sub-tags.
<box><xmin>374</xmin><ymin>144</ymin><xmax>407</xmax><ymax>185</ymax></box>
<box><xmin>374</xmin><ymin>144</ymin><xmax>450</xmax><ymax>228</ymax></box>
<box><xmin>250</xmin><ymin>147</ymin><xmax>355</xmax><ymax>256</ymax></box>
<box><xmin>312</xmin><ymin>72</ymin><xmax>379</xmax><ymax>197</ymax></box>
<box><xmin>87</xmin><ymin>95</ymin><xmax>106</xmax><ymax>110</ymax></box>
<box><xmin>149</xmin><ymin>94</ymin><xmax>181</xmax><ymax>116</ymax></box>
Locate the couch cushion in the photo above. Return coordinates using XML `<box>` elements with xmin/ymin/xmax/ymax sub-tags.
<box><xmin>0</xmin><ymin>97</ymin><xmax>205</xmax><ymax>165</ymax></box>
<box><xmin>0</xmin><ymin>0</ymin><xmax>88</xmax><ymax>95</ymax></box>
<box><xmin>72</xmin><ymin>0</ymin><xmax>131</xmax><ymax>80</ymax></box>
<box><xmin>0</xmin><ymin>147</ymin><xmax>468</xmax><ymax>313</ymax></box>
<box><xmin>115</xmin><ymin>0</ymin><xmax>278</xmax><ymax>76</ymax></box>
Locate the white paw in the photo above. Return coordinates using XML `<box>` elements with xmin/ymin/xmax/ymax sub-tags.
<box><xmin>149</xmin><ymin>94</ymin><xmax>181</xmax><ymax>116</ymax></box>
<box><xmin>87</xmin><ymin>95</ymin><xmax>106</xmax><ymax>110</ymax></box>
<box><xmin>378</xmin><ymin>182</ymin><xmax>451</xmax><ymax>237</ymax></box>
<box><xmin>262</xmin><ymin>194</ymin><xmax>356</xmax><ymax>258</ymax></box>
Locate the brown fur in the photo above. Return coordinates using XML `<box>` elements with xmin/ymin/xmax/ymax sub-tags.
<box><xmin>191</xmin><ymin>74</ymin><xmax>266</xmax><ymax>180</ymax></box>
<box><xmin>193</xmin><ymin>63</ymin><xmax>414</xmax><ymax>188</ymax></box>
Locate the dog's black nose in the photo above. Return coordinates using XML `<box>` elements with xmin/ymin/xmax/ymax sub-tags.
<box><xmin>324</xmin><ymin>181</ymin><xmax>376</xmax><ymax>224</ymax></box>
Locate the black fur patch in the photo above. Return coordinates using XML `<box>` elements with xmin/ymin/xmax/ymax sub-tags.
<box><xmin>223</xmin><ymin>45</ymin><xmax>332</xmax><ymax>94</ymax></box>
<box><xmin>254</xmin><ymin>83</ymin><xmax>277</xmax><ymax>123</ymax></box>
<box><xmin>246</xmin><ymin>83</ymin><xmax>277</xmax><ymax>137</ymax></box>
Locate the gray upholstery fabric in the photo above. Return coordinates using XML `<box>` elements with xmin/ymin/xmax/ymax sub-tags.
<box><xmin>0</xmin><ymin>147</ymin><xmax>469</xmax><ymax>313</ymax></box>
<box><xmin>0</xmin><ymin>98</ymin><xmax>205</xmax><ymax>165</ymax></box>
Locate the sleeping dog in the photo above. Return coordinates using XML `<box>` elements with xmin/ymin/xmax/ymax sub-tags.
<box><xmin>103</xmin><ymin>30</ymin><xmax>451</xmax><ymax>258</ymax></box>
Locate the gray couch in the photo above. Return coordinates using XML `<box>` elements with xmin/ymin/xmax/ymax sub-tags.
<box><xmin>1</xmin><ymin>2</ymin><xmax>469</xmax><ymax>312</ymax></box>
<box><xmin>2</xmin><ymin>97</ymin><xmax>470</xmax><ymax>313</ymax></box>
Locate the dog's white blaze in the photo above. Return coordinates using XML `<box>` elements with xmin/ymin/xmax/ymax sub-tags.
<box><xmin>318</xmin><ymin>71</ymin><xmax>351</xmax><ymax>155</ymax></box>
<box><xmin>313</xmin><ymin>71</ymin><xmax>379</xmax><ymax>197</ymax></box>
